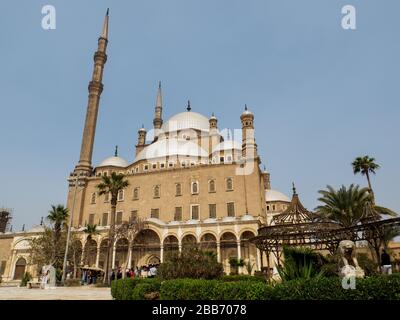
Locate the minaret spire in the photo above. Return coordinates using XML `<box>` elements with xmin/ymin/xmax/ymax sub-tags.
<box><xmin>75</xmin><ymin>11</ymin><xmax>109</xmax><ymax>173</ymax></box>
<box><xmin>153</xmin><ymin>81</ymin><xmax>163</xmax><ymax>140</ymax></box>
<box><xmin>101</xmin><ymin>9</ymin><xmax>109</xmax><ymax>39</ymax></box>
<box><xmin>114</xmin><ymin>145</ymin><xmax>118</xmax><ymax>157</ymax></box>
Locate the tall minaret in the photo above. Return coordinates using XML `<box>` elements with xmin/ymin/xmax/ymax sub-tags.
<box><xmin>75</xmin><ymin>9</ymin><xmax>109</xmax><ymax>173</ymax></box>
<box><xmin>240</xmin><ymin>104</ymin><xmax>258</xmax><ymax>160</ymax></box>
<box><xmin>152</xmin><ymin>81</ymin><xmax>163</xmax><ymax>141</ymax></box>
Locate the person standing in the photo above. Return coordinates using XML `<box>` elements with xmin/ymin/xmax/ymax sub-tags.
<box><xmin>381</xmin><ymin>249</ymin><xmax>392</xmax><ymax>275</ymax></box>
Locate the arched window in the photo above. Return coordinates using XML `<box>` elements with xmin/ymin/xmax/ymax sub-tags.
<box><xmin>208</xmin><ymin>180</ymin><xmax>216</xmax><ymax>193</ymax></box>
<box><xmin>154</xmin><ymin>185</ymin><xmax>160</xmax><ymax>198</ymax></box>
<box><xmin>133</xmin><ymin>187</ymin><xmax>139</xmax><ymax>200</ymax></box>
<box><xmin>191</xmin><ymin>181</ymin><xmax>199</xmax><ymax>194</ymax></box>
<box><xmin>176</xmin><ymin>183</ymin><xmax>182</xmax><ymax>196</ymax></box>
<box><xmin>90</xmin><ymin>193</ymin><xmax>96</xmax><ymax>204</ymax></box>
<box><xmin>226</xmin><ymin>178</ymin><xmax>233</xmax><ymax>191</ymax></box>
<box><xmin>118</xmin><ymin>190</ymin><xmax>124</xmax><ymax>201</ymax></box>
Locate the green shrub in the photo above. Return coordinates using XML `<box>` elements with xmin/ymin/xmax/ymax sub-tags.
<box><xmin>132</xmin><ymin>279</ymin><xmax>162</xmax><ymax>300</ymax></box>
<box><xmin>219</xmin><ymin>275</ymin><xmax>266</xmax><ymax>283</ymax></box>
<box><xmin>357</xmin><ymin>253</ymin><xmax>379</xmax><ymax>276</ymax></box>
<box><xmin>160</xmin><ymin>279</ymin><xmax>219</xmax><ymax>300</ymax></box>
<box><xmin>271</xmin><ymin>274</ymin><xmax>400</xmax><ymax>300</ymax></box>
<box><xmin>214</xmin><ymin>281</ymin><xmax>272</xmax><ymax>300</ymax></box>
<box><xmin>111</xmin><ymin>278</ymin><xmax>161</xmax><ymax>300</ymax></box>
<box><xmin>20</xmin><ymin>272</ymin><xmax>33</xmax><ymax>287</ymax></box>
<box><xmin>158</xmin><ymin>248</ymin><xmax>223</xmax><ymax>280</ymax></box>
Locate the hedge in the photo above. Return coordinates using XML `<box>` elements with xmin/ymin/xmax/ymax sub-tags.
<box><xmin>111</xmin><ymin>278</ymin><xmax>161</xmax><ymax>300</ymax></box>
<box><xmin>159</xmin><ymin>278</ymin><xmax>271</xmax><ymax>300</ymax></box>
<box><xmin>218</xmin><ymin>275</ymin><xmax>266</xmax><ymax>283</ymax></box>
<box><xmin>111</xmin><ymin>274</ymin><xmax>400</xmax><ymax>300</ymax></box>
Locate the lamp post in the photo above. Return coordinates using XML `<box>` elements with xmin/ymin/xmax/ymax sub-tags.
<box><xmin>61</xmin><ymin>172</ymin><xmax>85</xmax><ymax>284</ymax></box>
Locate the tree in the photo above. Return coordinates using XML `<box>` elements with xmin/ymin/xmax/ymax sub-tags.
<box><xmin>315</xmin><ymin>184</ymin><xmax>396</xmax><ymax>228</ymax></box>
<box><xmin>382</xmin><ymin>226</ymin><xmax>400</xmax><ymax>249</ymax></box>
<box><xmin>84</xmin><ymin>224</ymin><xmax>99</xmax><ymax>240</ymax></box>
<box><xmin>47</xmin><ymin>204</ymin><xmax>69</xmax><ymax>243</ymax></box>
<box><xmin>352</xmin><ymin>156</ymin><xmax>380</xmax><ymax>202</ymax></box>
<box><xmin>96</xmin><ymin>172</ymin><xmax>129</xmax><ymax>285</ymax></box>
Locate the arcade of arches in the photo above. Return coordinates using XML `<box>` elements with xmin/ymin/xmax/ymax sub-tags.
<box><xmin>77</xmin><ymin>229</ymin><xmax>260</xmax><ymax>274</ymax></box>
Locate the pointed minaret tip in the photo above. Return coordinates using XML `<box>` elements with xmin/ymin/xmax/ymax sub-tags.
<box><xmin>187</xmin><ymin>100</ymin><xmax>191</xmax><ymax>111</ymax></box>
<box><xmin>245</xmin><ymin>104</ymin><xmax>248</xmax><ymax>111</ymax></box>
<box><xmin>101</xmin><ymin>9</ymin><xmax>109</xmax><ymax>39</ymax></box>
<box><xmin>156</xmin><ymin>82</ymin><xmax>162</xmax><ymax>108</ymax></box>
<box><xmin>292</xmin><ymin>182</ymin><xmax>297</xmax><ymax>195</ymax></box>
<box><xmin>158</xmin><ymin>81</ymin><xmax>161</xmax><ymax>89</ymax></box>
<box><xmin>115</xmin><ymin>145</ymin><xmax>118</xmax><ymax>157</ymax></box>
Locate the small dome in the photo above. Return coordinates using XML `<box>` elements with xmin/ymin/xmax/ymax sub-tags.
<box><xmin>134</xmin><ymin>138</ymin><xmax>208</xmax><ymax>162</ymax></box>
<box><xmin>162</xmin><ymin>111</ymin><xmax>210</xmax><ymax>133</ymax></box>
<box><xmin>241</xmin><ymin>105</ymin><xmax>254</xmax><ymax>117</ymax></box>
<box><xmin>98</xmin><ymin>156</ymin><xmax>129</xmax><ymax>167</ymax></box>
<box><xmin>265</xmin><ymin>189</ymin><xmax>290</xmax><ymax>202</ymax></box>
<box><xmin>212</xmin><ymin>140</ymin><xmax>242</xmax><ymax>153</ymax></box>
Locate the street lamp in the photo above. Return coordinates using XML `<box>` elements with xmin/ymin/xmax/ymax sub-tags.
<box><xmin>61</xmin><ymin>172</ymin><xmax>86</xmax><ymax>284</ymax></box>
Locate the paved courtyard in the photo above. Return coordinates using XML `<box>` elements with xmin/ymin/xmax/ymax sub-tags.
<box><xmin>0</xmin><ymin>286</ymin><xmax>112</xmax><ymax>300</ymax></box>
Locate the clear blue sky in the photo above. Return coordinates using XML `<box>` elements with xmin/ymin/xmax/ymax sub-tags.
<box><xmin>1</xmin><ymin>0</ymin><xmax>399</xmax><ymax>230</ymax></box>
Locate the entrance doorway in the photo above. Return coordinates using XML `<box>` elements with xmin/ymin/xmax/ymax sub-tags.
<box><xmin>13</xmin><ymin>257</ymin><xmax>26</xmax><ymax>280</ymax></box>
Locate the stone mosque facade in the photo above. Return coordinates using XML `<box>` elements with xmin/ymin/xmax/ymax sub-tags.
<box><xmin>0</xmin><ymin>12</ymin><xmax>292</xmax><ymax>282</ymax></box>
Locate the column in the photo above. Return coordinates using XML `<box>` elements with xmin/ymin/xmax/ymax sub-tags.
<box><xmin>160</xmin><ymin>245</ymin><xmax>164</xmax><ymax>263</ymax></box>
<box><xmin>95</xmin><ymin>243</ymin><xmax>101</xmax><ymax>268</ymax></box>
<box><xmin>112</xmin><ymin>243</ymin><xmax>116</xmax><ymax>269</ymax></box>
<box><xmin>178</xmin><ymin>243</ymin><xmax>182</xmax><ymax>253</ymax></box>
<box><xmin>216</xmin><ymin>242</ymin><xmax>221</xmax><ymax>263</ymax></box>
<box><xmin>237</xmin><ymin>241</ymin><xmax>242</xmax><ymax>274</ymax></box>
<box><xmin>256</xmin><ymin>249</ymin><xmax>261</xmax><ymax>272</ymax></box>
<box><xmin>127</xmin><ymin>244</ymin><xmax>132</xmax><ymax>269</ymax></box>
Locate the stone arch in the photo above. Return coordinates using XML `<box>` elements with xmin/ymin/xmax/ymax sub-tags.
<box><xmin>220</xmin><ymin>231</ymin><xmax>238</xmax><ymax>274</ymax></box>
<box><xmin>240</xmin><ymin>230</ymin><xmax>257</xmax><ymax>274</ymax></box>
<box><xmin>132</xmin><ymin>229</ymin><xmax>161</xmax><ymax>268</ymax></box>
<box><xmin>98</xmin><ymin>238</ymin><xmax>110</xmax><ymax>270</ymax></box>
<box><xmin>200</xmin><ymin>233</ymin><xmax>217</xmax><ymax>254</ymax></box>
<box><xmin>181</xmin><ymin>234</ymin><xmax>197</xmax><ymax>250</ymax></box>
<box><xmin>13</xmin><ymin>257</ymin><xmax>26</xmax><ymax>280</ymax></box>
<box><xmin>115</xmin><ymin>238</ymin><xmax>129</xmax><ymax>269</ymax></box>
<box><xmin>83</xmin><ymin>239</ymin><xmax>97</xmax><ymax>267</ymax></box>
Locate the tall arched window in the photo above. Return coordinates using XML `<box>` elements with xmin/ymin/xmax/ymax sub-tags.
<box><xmin>118</xmin><ymin>190</ymin><xmax>124</xmax><ymax>201</ymax></box>
<box><xmin>176</xmin><ymin>183</ymin><xmax>182</xmax><ymax>196</ymax></box>
<box><xmin>191</xmin><ymin>181</ymin><xmax>199</xmax><ymax>194</ymax></box>
<box><xmin>208</xmin><ymin>180</ymin><xmax>216</xmax><ymax>193</ymax></box>
<box><xmin>133</xmin><ymin>187</ymin><xmax>139</xmax><ymax>200</ymax></box>
<box><xmin>154</xmin><ymin>185</ymin><xmax>160</xmax><ymax>198</ymax></box>
<box><xmin>226</xmin><ymin>178</ymin><xmax>233</xmax><ymax>191</ymax></box>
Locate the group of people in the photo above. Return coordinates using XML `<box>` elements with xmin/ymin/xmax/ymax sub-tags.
<box><xmin>81</xmin><ymin>269</ymin><xmax>100</xmax><ymax>285</ymax></box>
<box><xmin>110</xmin><ymin>264</ymin><xmax>159</xmax><ymax>281</ymax></box>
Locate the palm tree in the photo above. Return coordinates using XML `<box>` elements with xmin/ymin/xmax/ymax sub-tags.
<box><xmin>47</xmin><ymin>204</ymin><xmax>69</xmax><ymax>242</ymax></box>
<box><xmin>83</xmin><ymin>224</ymin><xmax>99</xmax><ymax>240</ymax></box>
<box><xmin>352</xmin><ymin>156</ymin><xmax>380</xmax><ymax>202</ymax></box>
<box><xmin>382</xmin><ymin>226</ymin><xmax>400</xmax><ymax>249</ymax></box>
<box><xmin>315</xmin><ymin>184</ymin><xmax>396</xmax><ymax>228</ymax></box>
<box><xmin>96</xmin><ymin>172</ymin><xmax>129</xmax><ymax>285</ymax></box>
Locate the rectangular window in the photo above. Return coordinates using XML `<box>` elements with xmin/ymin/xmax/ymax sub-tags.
<box><xmin>133</xmin><ymin>187</ymin><xmax>139</xmax><ymax>200</ymax></box>
<box><xmin>227</xmin><ymin>202</ymin><xmax>235</xmax><ymax>217</ymax></box>
<box><xmin>151</xmin><ymin>209</ymin><xmax>160</xmax><ymax>219</ymax></box>
<box><xmin>130</xmin><ymin>210</ymin><xmax>138</xmax><ymax>222</ymax></box>
<box><xmin>209</xmin><ymin>204</ymin><xmax>216</xmax><ymax>218</ymax></box>
<box><xmin>116</xmin><ymin>212</ymin><xmax>123</xmax><ymax>225</ymax></box>
<box><xmin>191</xmin><ymin>205</ymin><xmax>199</xmax><ymax>220</ymax></box>
<box><xmin>104</xmin><ymin>192</ymin><xmax>110</xmax><ymax>202</ymax></box>
<box><xmin>144</xmin><ymin>164</ymin><xmax>149</xmax><ymax>171</ymax></box>
<box><xmin>88</xmin><ymin>214</ymin><xmax>95</xmax><ymax>226</ymax></box>
<box><xmin>102</xmin><ymin>212</ymin><xmax>108</xmax><ymax>226</ymax></box>
<box><xmin>174</xmin><ymin>207</ymin><xmax>182</xmax><ymax>221</ymax></box>
<box><xmin>226</xmin><ymin>178</ymin><xmax>233</xmax><ymax>191</ymax></box>
<box><xmin>152</xmin><ymin>164</ymin><xmax>157</xmax><ymax>169</ymax></box>
<box><xmin>175</xmin><ymin>183</ymin><xmax>182</xmax><ymax>196</ymax></box>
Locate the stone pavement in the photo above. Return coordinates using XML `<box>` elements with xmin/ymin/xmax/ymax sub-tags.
<box><xmin>0</xmin><ymin>286</ymin><xmax>112</xmax><ymax>300</ymax></box>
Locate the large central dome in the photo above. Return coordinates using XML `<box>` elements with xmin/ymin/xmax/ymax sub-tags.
<box><xmin>162</xmin><ymin>111</ymin><xmax>210</xmax><ymax>133</ymax></box>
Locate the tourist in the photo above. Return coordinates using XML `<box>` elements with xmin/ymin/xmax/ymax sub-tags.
<box><xmin>149</xmin><ymin>264</ymin><xmax>157</xmax><ymax>278</ymax></box>
<box><xmin>117</xmin><ymin>267</ymin><xmax>122</xmax><ymax>279</ymax></box>
<box><xmin>126</xmin><ymin>268</ymin><xmax>130</xmax><ymax>278</ymax></box>
<box><xmin>381</xmin><ymin>249</ymin><xmax>392</xmax><ymax>275</ymax></box>
<box><xmin>110</xmin><ymin>269</ymin><xmax>115</xmax><ymax>282</ymax></box>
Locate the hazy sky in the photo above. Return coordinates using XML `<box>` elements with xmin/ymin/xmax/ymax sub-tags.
<box><xmin>1</xmin><ymin>0</ymin><xmax>399</xmax><ymax>230</ymax></box>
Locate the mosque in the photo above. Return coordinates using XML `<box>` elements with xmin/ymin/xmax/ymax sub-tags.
<box><xmin>0</xmin><ymin>11</ymin><xmax>293</xmax><ymax>282</ymax></box>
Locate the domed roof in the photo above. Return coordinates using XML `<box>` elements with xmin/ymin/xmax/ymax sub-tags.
<box><xmin>162</xmin><ymin>111</ymin><xmax>210</xmax><ymax>133</ymax></box>
<box><xmin>98</xmin><ymin>156</ymin><xmax>129</xmax><ymax>167</ymax></box>
<box><xmin>28</xmin><ymin>225</ymin><xmax>45</xmax><ymax>233</ymax></box>
<box><xmin>212</xmin><ymin>140</ymin><xmax>242</xmax><ymax>153</ymax></box>
<box><xmin>134</xmin><ymin>138</ymin><xmax>208</xmax><ymax>162</ymax></box>
<box><xmin>265</xmin><ymin>189</ymin><xmax>290</xmax><ymax>203</ymax></box>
